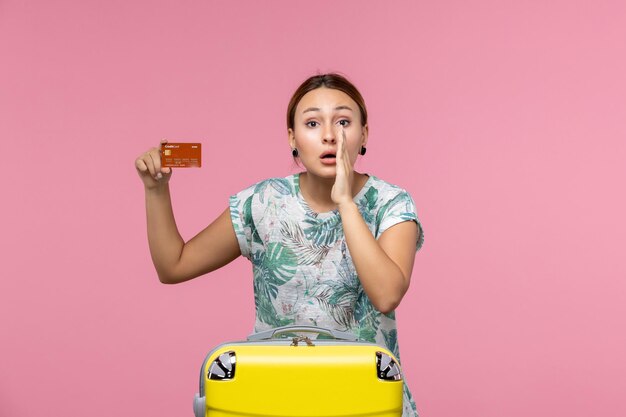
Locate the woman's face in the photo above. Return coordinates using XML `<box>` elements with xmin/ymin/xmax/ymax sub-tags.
<box><xmin>289</xmin><ymin>87</ymin><xmax>368</xmax><ymax>178</ymax></box>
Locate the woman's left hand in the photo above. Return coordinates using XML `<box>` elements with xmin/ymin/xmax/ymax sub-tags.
<box><xmin>331</xmin><ymin>126</ymin><xmax>355</xmax><ymax>206</ymax></box>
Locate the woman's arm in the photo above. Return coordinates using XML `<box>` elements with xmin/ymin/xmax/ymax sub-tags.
<box><xmin>332</xmin><ymin>127</ymin><xmax>419</xmax><ymax>313</ymax></box>
<box><xmin>338</xmin><ymin>202</ymin><xmax>419</xmax><ymax>313</ymax></box>
<box><xmin>145</xmin><ymin>186</ymin><xmax>241</xmax><ymax>284</ymax></box>
<box><xmin>137</xmin><ymin>141</ymin><xmax>241</xmax><ymax>284</ymax></box>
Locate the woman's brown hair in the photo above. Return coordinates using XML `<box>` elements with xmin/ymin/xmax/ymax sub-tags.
<box><xmin>286</xmin><ymin>73</ymin><xmax>368</xmax><ymax>130</ymax></box>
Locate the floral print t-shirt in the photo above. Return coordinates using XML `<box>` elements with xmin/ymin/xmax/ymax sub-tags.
<box><xmin>229</xmin><ymin>172</ymin><xmax>425</xmax><ymax>417</ymax></box>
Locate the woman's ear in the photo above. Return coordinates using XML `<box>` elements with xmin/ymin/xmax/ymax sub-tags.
<box><xmin>288</xmin><ymin>128</ymin><xmax>296</xmax><ymax>148</ymax></box>
<box><xmin>361</xmin><ymin>124</ymin><xmax>369</xmax><ymax>148</ymax></box>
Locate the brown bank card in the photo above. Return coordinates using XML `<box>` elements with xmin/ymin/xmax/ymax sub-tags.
<box><xmin>160</xmin><ymin>143</ymin><xmax>202</xmax><ymax>168</ymax></box>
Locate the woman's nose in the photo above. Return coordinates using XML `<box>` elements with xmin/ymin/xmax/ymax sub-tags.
<box><xmin>322</xmin><ymin>126</ymin><xmax>336</xmax><ymax>144</ymax></box>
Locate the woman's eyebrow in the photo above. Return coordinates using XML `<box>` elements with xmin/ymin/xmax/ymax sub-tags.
<box><xmin>302</xmin><ymin>105</ymin><xmax>354</xmax><ymax>114</ymax></box>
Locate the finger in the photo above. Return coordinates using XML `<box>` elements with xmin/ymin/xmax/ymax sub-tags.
<box><xmin>158</xmin><ymin>138</ymin><xmax>167</xmax><ymax>155</ymax></box>
<box><xmin>135</xmin><ymin>158</ymin><xmax>148</xmax><ymax>173</ymax></box>
<box><xmin>159</xmin><ymin>138</ymin><xmax>172</xmax><ymax>174</ymax></box>
<box><xmin>335</xmin><ymin>129</ymin><xmax>343</xmax><ymax>167</ymax></box>
<box><xmin>151</xmin><ymin>147</ymin><xmax>162</xmax><ymax>171</ymax></box>
<box><xmin>342</xmin><ymin>137</ymin><xmax>353</xmax><ymax>173</ymax></box>
<box><xmin>336</xmin><ymin>126</ymin><xmax>344</xmax><ymax>158</ymax></box>
<box><xmin>158</xmin><ymin>139</ymin><xmax>170</xmax><ymax>175</ymax></box>
<box><xmin>338</xmin><ymin>127</ymin><xmax>348</xmax><ymax>165</ymax></box>
<box><xmin>144</xmin><ymin>153</ymin><xmax>156</xmax><ymax>177</ymax></box>
<box><xmin>148</xmin><ymin>150</ymin><xmax>162</xmax><ymax>179</ymax></box>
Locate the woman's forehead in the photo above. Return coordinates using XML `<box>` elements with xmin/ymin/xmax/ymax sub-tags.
<box><xmin>296</xmin><ymin>87</ymin><xmax>356</xmax><ymax>112</ymax></box>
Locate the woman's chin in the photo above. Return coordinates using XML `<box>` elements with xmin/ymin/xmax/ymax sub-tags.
<box><xmin>303</xmin><ymin>165</ymin><xmax>337</xmax><ymax>179</ymax></box>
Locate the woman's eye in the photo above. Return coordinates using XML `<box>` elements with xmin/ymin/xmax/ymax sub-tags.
<box><xmin>338</xmin><ymin>119</ymin><xmax>350</xmax><ymax>127</ymax></box>
<box><xmin>306</xmin><ymin>121</ymin><xmax>319</xmax><ymax>128</ymax></box>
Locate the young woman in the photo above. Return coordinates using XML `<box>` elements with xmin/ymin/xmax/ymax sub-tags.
<box><xmin>135</xmin><ymin>73</ymin><xmax>425</xmax><ymax>417</ymax></box>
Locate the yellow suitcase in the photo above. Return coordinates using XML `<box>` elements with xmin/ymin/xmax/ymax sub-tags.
<box><xmin>193</xmin><ymin>325</ymin><xmax>404</xmax><ymax>417</ymax></box>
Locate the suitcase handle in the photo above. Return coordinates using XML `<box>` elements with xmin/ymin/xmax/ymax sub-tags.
<box><xmin>247</xmin><ymin>325</ymin><xmax>358</xmax><ymax>342</ymax></box>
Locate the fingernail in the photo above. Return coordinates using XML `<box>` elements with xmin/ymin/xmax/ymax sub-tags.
<box><xmin>157</xmin><ymin>173</ymin><xmax>162</xmax><ymax>179</ymax></box>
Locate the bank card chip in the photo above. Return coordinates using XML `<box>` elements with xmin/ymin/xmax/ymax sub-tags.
<box><xmin>160</xmin><ymin>143</ymin><xmax>202</xmax><ymax>168</ymax></box>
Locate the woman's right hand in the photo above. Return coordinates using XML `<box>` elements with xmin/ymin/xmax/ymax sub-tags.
<box><xmin>135</xmin><ymin>138</ymin><xmax>173</xmax><ymax>189</ymax></box>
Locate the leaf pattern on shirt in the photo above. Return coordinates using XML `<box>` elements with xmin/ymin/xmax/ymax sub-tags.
<box><xmin>254</xmin><ymin>277</ymin><xmax>294</xmax><ymax>327</ymax></box>
<box><xmin>354</xmin><ymin>291</ymin><xmax>382</xmax><ymax>343</ymax></box>
<box><xmin>255</xmin><ymin>178</ymin><xmax>292</xmax><ymax>204</ymax></box>
<box><xmin>356</xmin><ymin>186</ymin><xmax>378</xmax><ymax>224</ymax></box>
<box><xmin>280</xmin><ymin>219</ymin><xmax>331</xmax><ymax>266</ymax></box>
<box><xmin>251</xmin><ymin>242</ymin><xmax>297</xmax><ymax>307</ymax></box>
<box><xmin>312</xmin><ymin>256</ymin><xmax>361</xmax><ymax>330</ymax></box>
<box><xmin>302</xmin><ymin>215</ymin><xmax>343</xmax><ymax>246</ymax></box>
<box><xmin>374</xmin><ymin>191</ymin><xmax>414</xmax><ymax>237</ymax></box>
<box><xmin>263</xmin><ymin>242</ymin><xmax>298</xmax><ymax>284</ymax></box>
<box><xmin>313</xmin><ymin>286</ymin><xmax>355</xmax><ymax>331</ymax></box>
<box><xmin>242</xmin><ymin>195</ymin><xmax>263</xmax><ymax>245</ymax></box>
<box><xmin>382</xmin><ymin>328</ymin><xmax>399</xmax><ymax>359</ymax></box>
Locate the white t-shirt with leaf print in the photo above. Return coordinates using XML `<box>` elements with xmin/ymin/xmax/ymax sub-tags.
<box><xmin>229</xmin><ymin>172</ymin><xmax>425</xmax><ymax>417</ymax></box>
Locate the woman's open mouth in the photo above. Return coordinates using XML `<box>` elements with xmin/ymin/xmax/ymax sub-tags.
<box><xmin>320</xmin><ymin>153</ymin><xmax>336</xmax><ymax>165</ymax></box>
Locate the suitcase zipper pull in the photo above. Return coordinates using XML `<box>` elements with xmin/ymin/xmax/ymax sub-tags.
<box><xmin>290</xmin><ymin>336</ymin><xmax>315</xmax><ymax>346</ymax></box>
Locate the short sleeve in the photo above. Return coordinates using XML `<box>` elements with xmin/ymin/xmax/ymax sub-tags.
<box><xmin>376</xmin><ymin>189</ymin><xmax>424</xmax><ymax>252</ymax></box>
<box><xmin>229</xmin><ymin>185</ymin><xmax>257</xmax><ymax>260</ymax></box>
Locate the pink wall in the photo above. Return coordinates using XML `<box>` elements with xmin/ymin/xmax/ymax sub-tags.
<box><xmin>2</xmin><ymin>1</ymin><xmax>625</xmax><ymax>416</ymax></box>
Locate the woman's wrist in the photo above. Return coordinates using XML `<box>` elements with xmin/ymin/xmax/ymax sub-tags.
<box><xmin>145</xmin><ymin>182</ymin><xmax>170</xmax><ymax>194</ymax></box>
<box><xmin>337</xmin><ymin>200</ymin><xmax>358</xmax><ymax>214</ymax></box>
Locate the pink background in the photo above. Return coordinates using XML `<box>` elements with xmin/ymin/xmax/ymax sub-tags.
<box><xmin>1</xmin><ymin>1</ymin><xmax>625</xmax><ymax>416</ymax></box>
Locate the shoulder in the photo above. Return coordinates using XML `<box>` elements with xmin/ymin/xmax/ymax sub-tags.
<box><xmin>367</xmin><ymin>175</ymin><xmax>423</xmax><ymax>248</ymax></box>
<box><xmin>364</xmin><ymin>175</ymin><xmax>418</xmax><ymax>228</ymax></box>
<box><xmin>366</xmin><ymin>175</ymin><xmax>415</xmax><ymax>206</ymax></box>
<box><xmin>231</xmin><ymin>175</ymin><xmax>297</xmax><ymax>204</ymax></box>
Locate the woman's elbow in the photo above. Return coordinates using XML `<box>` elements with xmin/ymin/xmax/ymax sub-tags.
<box><xmin>374</xmin><ymin>302</ymin><xmax>400</xmax><ymax>314</ymax></box>
<box><xmin>157</xmin><ymin>271</ymin><xmax>177</xmax><ymax>284</ymax></box>
<box><xmin>156</xmin><ymin>267</ymin><xmax>187</xmax><ymax>284</ymax></box>
<box><xmin>373</xmin><ymin>294</ymin><xmax>404</xmax><ymax>315</ymax></box>
<box><xmin>373</xmin><ymin>284</ymin><xmax>409</xmax><ymax>314</ymax></box>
